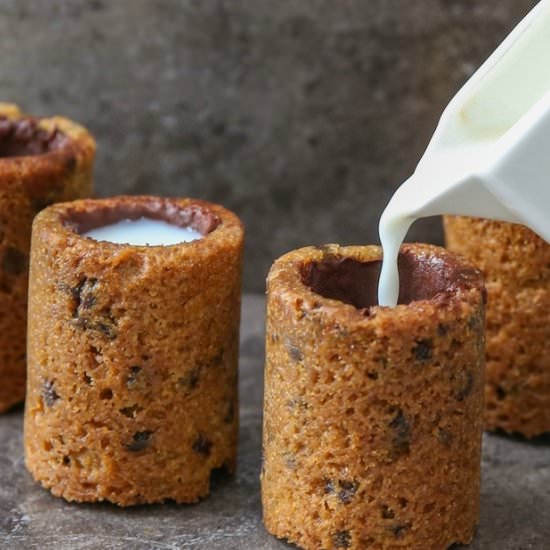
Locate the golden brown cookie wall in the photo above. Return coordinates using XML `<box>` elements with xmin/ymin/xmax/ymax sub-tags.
<box><xmin>24</xmin><ymin>195</ymin><xmax>244</xmax><ymax>506</ymax></box>
<box><xmin>0</xmin><ymin>103</ymin><xmax>95</xmax><ymax>413</ymax></box>
<box><xmin>262</xmin><ymin>243</ymin><xmax>486</xmax><ymax>550</ymax></box>
<box><xmin>445</xmin><ymin>216</ymin><xmax>550</xmax><ymax>438</ymax></box>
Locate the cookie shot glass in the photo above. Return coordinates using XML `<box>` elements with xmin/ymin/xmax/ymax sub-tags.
<box><xmin>24</xmin><ymin>196</ymin><xmax>243</xmax><ymax>506</ymax></box>
<box><xmin>445</xmin><ymin>216</ymin><xmax>550</xmax><ymax>437</ymax></box>
<box><xmin>0</xmin><ymin>103</ymin><xmax>95</xmax><ymax>412</ymax></box>
<box><xmin>262</xmin><ymin>243</ymin><xmax>486</xmax><ymax>550</ymax></box>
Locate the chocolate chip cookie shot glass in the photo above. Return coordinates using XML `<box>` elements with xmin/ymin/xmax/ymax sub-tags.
<box><xmin>445</xmin><ymin>217</ymin><xmax>550</xmax><ymax>438</ymax></box>
<box><xmin>262</xmin><ymin>243</ymin><xmax>486</xmax><ymax>550</ymax></box>
<box><xmin>24</xmin><ymin>196</ymin><xmax>243</xmax><ymax>506</ymax></box>
<box><xmin>0</xmin><ymin>103</ymin><xmax>95</xmax><ymax>412</ymax></box>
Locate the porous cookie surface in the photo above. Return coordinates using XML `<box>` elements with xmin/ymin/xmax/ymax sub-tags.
<box><xmin>262</xmin><ymin>243</ymin><xmax>485</xmax><ymax>550</ymax></box>
<box><xmin>0</xmin><ymin>103</ymin><xmax>95</xmax><ymax>413</ymax></box>
<box><xmin>444</xmin><ymin>216</ymin><xmax>550</xmax><ymax>437</ymax></box>
<box><xmin>24</xmin><ymin>196</ymin><xmax>243</xmax><ymax>505</ymax></box>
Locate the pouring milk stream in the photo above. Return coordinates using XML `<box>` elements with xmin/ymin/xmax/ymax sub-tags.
<box><xmin>378</xmin><ymin>0</ymin><xmax>550</xmax><ymax>307</ymax></box>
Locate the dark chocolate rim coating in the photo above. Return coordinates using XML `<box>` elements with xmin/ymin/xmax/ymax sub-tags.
<box><xmin>268</xmin><ymin>243</ymin><xmax>485</xmax><ymax>323</ymax></box>
<box><xmin>0</xmin><ymin>104</ymin><xmax>96</xmax><ymax>185</ymax></box>
<box><xmin>0</xmin><ymin>116</ymin><xmax>69</xmax><ymax>158</ymax></box>
<box><xmin>34</xmin><ymin>195</ymin><xmax>243</xmax><ymax>251</ymax></box>
<box><xmin>62</xmin><ymin>196</ymin><xmax>220</xmax><ymax>237</ymax></box>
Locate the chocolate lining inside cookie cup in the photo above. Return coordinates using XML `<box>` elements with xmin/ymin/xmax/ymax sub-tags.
<box><xmin>0</xmin><ymin>117</ymin><xmax>68</xmax><ymax>158</ymax></box>
<box><xmin>301</xmin><ymin>246</ymin><xmax>483</xmax><ymax>310</ymax></box>
<box><xmin>62</xmin><ymin>197</ymin><xmax>221</xmax><ymax>238</ymax></box>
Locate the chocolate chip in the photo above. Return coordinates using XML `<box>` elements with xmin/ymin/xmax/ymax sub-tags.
<box><xmin>389</xmin><ymin>409</ymin><xmax>410</xmax><ymax>458</ymax></box>
<box><xmin>495</xmin><ymin>385</ymin><xmax>507</xmax><ymax>400</ymax></box>
<box><xmin>338</xmin><ymin>480</ymin><xmax>358</xmax><ymax>504</ymax></box>
<box><xmin>125</xmin><ymin>431</ymin><xmax>152</xmax><ymax>452</ymax></box>
<box><xmin>126</xmin><ymin>366</ymin><xmax>142</xmax><ymax>387</ymax></box>
<box><xmin>413</xmin><ymin>339</ymin><xmax>433</xmax><ymax>360</ymax></box>
<box><xmin>381</xmin><ymin>504</ymin><xmax>395</xmax><ymax>519</ymax></box>
<box><xmin>324</xmin><ymin>479</ymin><xmax>336</xmax><ymax>494</ymax></box>
<box><xmin>389</xmin><ymin>523</ymin><xmax>411</xmax><ymax>538</ymax></box>
<box><xmin>41</xmin><ymin>380</ymin><xmax>60</xmax><ymax>407</ymax></box>
<box><xmin>94</xmin><ymin>321</ymin><xmax>116</xmax><ymax>339</ymax></box>
<box><xmin>332</xmin><ymin>530</ymin><xmax>351</xmax><ymax>548</ymax></box>
<box><xmin>455</xmin><ymin>371</ymin><xmax>474</xmax><ymax>402</ymax></box>
<box><xmin>72</xmin><ymin>278</ymin><xmax>98</xmax><ymax>314</ymax></box>
<box><xmin>323</xmin><ymin>479</ymin><xmax>358</xmax><ymax>504</ymax></box>
<box><xmin>99</xmin><ymin>388</ymin><xmax>113</xmax><ymax>400</ymax></box>
<box><xmin>437</xmin><ymin>324</ymin><xmax>448</xmax><ymax>336</ymax></box>
<box><xmin>284</xmin><ymin>337</ymin><xmax>303</xmax><ymax>362</ymax></box>
<box><xmin>2</xmin><ymin>247</ymin><xmax>27</xmax><ymax>276</ymax></box>
<box><xmin>192</xmin><ymin>434</ymin><xmax>213</xmax><ymax>457</ymax></box>
<box><xmin>209</xmin><ymin>349</ymin><xmax>224</xmax><ymax>367</ymax></box>
<box><xmin>72</xmin><ymin>312</ymin><xmax>118</xmax><ymax>339</ymax></box>
<box><xmin>119</xmin><ymin>404</ymin><xmax>143</xmax><ymax>418</ymax></box>
<box><xmin>179</xmin><ymin>368</ymin><xmax>200</xmax><ymax>392</ymax></box>
<box><xmin>71</xmin><ymin>278</ymin><xmax>118</xmax><ymax>338</ymax></box>
<box><xmin>390</xmin><ymin>410</ymin><xmax>410</xmax><ymax>441</ymax></box>
<box><xmin>62</xmin><ymin>456</ymin><xmax>71</xmax><ymax>466</ymax></box>
<box><xmin>437</xmin><ymin>428</ymin><xmax>453</xmax><ymax>446</ymax></box>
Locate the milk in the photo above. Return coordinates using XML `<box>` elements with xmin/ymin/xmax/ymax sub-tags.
<box><xmin>84</xmin><ymin>217</ymin><xmax>202</xmax><ymax>246</ymax></box>
<box><xmin>378</xmin><ymin>0</ymin><xmax>550</xmax><ymax>307</ymax></box>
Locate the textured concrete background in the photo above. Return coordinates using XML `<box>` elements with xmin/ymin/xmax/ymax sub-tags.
<box><xmin>0</xmin><ymin>0</ymin><xmax>538</xmax><ymax>290</ymax></box>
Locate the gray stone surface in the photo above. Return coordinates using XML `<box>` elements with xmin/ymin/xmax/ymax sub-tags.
<box><xmin>0</xmin><ymin>0</ymin><xmax>539</xmax><ymax>290</ymax></box>
<box><xmin>0</xmin><ymin>295</ymin><xmax>549</xmax><ymax>549</ymax></box>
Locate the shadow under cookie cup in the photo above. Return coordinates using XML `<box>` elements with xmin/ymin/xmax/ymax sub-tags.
<box><xmin>24</xmin><ymin>195</ymin><xmax>244</xmax><ymax>506</ymax></box>
<box><xmin>262</xmin><ymin>243</ymin><xmax>485</xmax><ymax>550</ymax></box>
<box><xmin>0</xmin><ymin>103</ymin><xmax>95</xmax><ymax>414</ymax></box>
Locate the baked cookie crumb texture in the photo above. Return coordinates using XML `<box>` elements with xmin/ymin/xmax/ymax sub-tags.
<box><xmin>262</xmin><ymin>243</ymin><xmax>485</xmax><ymax>550</ymax></box>
<box><xmin>24</xmin><ymin>196</ymin><xmax>243</xmax><ymax>505</ymax></box>
<box><xmin>445</xmin><ymin>216</ymin><xmax>550</xmax><ymax>437</ymax></box>
<box><xmin>0</xmin><ymin>103</ymin><xmax>95</xmax><ymax>413</ymax></box>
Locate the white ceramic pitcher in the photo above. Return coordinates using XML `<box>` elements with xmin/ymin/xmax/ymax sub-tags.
<box><xmin>378</xmin><ymin>0</ymin><xmax>550</xmax><ymax>306</ymax></box>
